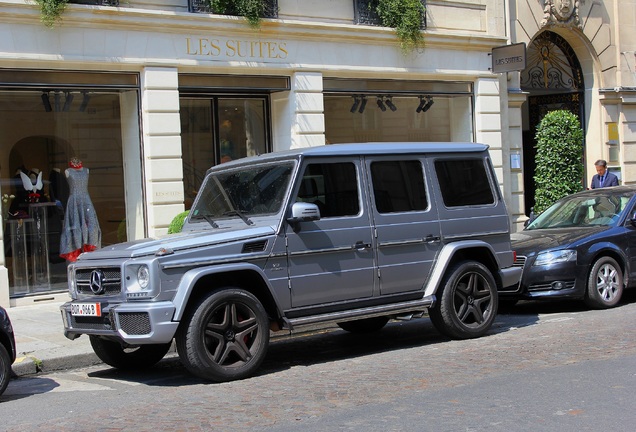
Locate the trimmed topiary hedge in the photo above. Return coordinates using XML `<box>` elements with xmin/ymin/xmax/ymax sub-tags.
<box><xmin>168</xmin><ymin>211</ymin><xmax>190</xmax><ymax>234</ymax></box>
<box><xmin>533</xmin><ymin>110</ymin><xmax>584</xmax><ymax>214</ymax></box>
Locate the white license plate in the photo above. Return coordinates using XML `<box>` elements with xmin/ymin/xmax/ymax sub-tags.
<box><xmin>70</xmin><ymin>303</ymin><xmax>102</xmax><ymax>317</ymax></box>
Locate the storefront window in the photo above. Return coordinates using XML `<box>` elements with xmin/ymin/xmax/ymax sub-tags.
<box><xmin>324</xmin><ymin>94</ymin><xmax>474</xmax><ymax>143</ymax></box>
<box><xmin>0</xmin><ymin>75</ymin><xmax>141</xmax><ymax>298</ymax></box>
<box><xmin>323</xmin><ymin>78</ymin><xmax>473</xmax><ymax>144</ymax></box>
<box><xmin>180</xmin><ymin>97</ymin><xmax>269</xmax><ymax>208</ymax></box>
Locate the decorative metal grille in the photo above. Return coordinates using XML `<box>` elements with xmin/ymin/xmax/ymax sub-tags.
<box><xmin>521</xmin><ymin>31</ymin><xmax>583</xmax><ymax>91</ymax></box>
<box><xmin>70</xmin><ymin>0</ymin><xmax>119</xmax><ymax>5</ymax></box>
<box><xmin>189</xmin><ymin>0</ymin><xmax>278</xmax><ymax>18</ymax></box>
<box><xmin>354</xmin><ymin>0</ymin><xmax>427</xmax><ymax>29</ymax></box>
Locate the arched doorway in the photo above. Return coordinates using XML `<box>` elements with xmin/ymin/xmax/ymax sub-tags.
<box><xmin>520</xmin><ymin>30</ymin><xmax>585</xmax><ymax>215</ymax></box>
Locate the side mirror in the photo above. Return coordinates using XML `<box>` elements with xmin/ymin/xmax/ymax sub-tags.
<box><xmin>631</xmin><ymin>212</ymin><xmax>636</xmax><ymax>227</ymax></box>
<box><xmin>287</xmin><ymin>202</ymin><xmax>321</xmax><ymax>224</ymax></box>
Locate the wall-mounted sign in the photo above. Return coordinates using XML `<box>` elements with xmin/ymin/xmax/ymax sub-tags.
<box><xmin>491</xmin><ymin>43</ymin><xmax>526</xmax><ymax>73</ymax></box>
<box><xmin>608</xmin><ymin>122</ymin><xmax>619</xmax><ymax>145</ymax></box>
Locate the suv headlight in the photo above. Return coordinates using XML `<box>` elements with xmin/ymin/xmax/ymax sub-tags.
<box><xmin>534</xmin><ymin>250</ymin><xmax>576</xmax><ymax>266</ymax></box>
<box><xmin>125</xmin><ymin>264</ymin><xmax>156</xmax><ymax>299</ymax></box>
<box><xmin>137</xmin><ymin>265</ymin><xmax>150</xmax><ymax>289</ymax></box>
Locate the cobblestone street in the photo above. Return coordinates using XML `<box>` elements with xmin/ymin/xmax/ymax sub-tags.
<box><xmin>2</xmin><ymin>295</ymin><xmax>636</xmax><ymax>431</ymax></box>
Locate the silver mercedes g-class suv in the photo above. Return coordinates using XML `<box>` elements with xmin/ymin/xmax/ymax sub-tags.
<box><xmin>61</xmin><ymin>143</ymin><xmax>520</xmax><ymax>382</ymax></box>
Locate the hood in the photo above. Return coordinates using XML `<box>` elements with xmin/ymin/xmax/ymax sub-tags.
<box><xmin>78</xmin><ymin>224</ymin><xmax>277</xmax><ymax>260</ymax></box>
<box><xmin>511</xmin><ymin>227</ymin><xmax>606</xmax><ymax>255</ymax></box>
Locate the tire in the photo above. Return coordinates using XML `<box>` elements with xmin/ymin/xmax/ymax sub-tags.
<box><xmin>89</xmin><ymin>336</ymin><xmax>171</xmax><ymax>370</ymax></box>
<box><xmin>337</xmin><ymin>316</ymin><xmax>389</xmax><ymax>333</ymax></box>
<box><xmin>176</xmin><ymin>288</ymin><xmax>269</xmax><ymax>382</ymax></box>
<box><xmin>585</xmin><ymin>256</ymin><xmax>623</xmax><ymax>309</ymax></box>
<box><xmin>429</xmin><ymin>261</ymin><xmax>498</xmax><ymax>339</ymax></box>
<box><xmin>0</xmin><ymin>343</ymin><xmax>11</xmax><ymax>396</ymax></box>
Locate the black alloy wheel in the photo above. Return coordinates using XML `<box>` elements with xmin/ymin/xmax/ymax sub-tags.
<box><xmin>429</xmin><ymin>261</ymin><xmax>498</xmax><ymax>339</ymax></box>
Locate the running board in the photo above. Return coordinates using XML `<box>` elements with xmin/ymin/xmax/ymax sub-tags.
<box><xmin>283</xmin><ymin>295</ymin><xmax>436</xmax><ymax>331</ymax></box>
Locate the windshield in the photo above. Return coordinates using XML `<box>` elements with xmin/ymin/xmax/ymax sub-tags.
<box><xmin>527</xmin><ymin>193</ymin><xmax>631</xmax><ymax>230</ymax></box>
<box><xmin>190</xmin><ymin>162</ymin><xmax>294</xmax><ymax>222</ymax></box>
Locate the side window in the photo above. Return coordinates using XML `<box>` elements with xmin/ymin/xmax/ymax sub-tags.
<box><xmin>435</xmin><ymin>159</ymin><xmax>495</xmax><ymax>207</ymax></box>
<box><xmin>296</xmin><ymin>162</ymin><xmax>359</xmax><ymax>217</ymax></box>
<box><xmin>370</xmin><ymin>160</ymin><xmax>427</xmax><ymax>213</ymax></box>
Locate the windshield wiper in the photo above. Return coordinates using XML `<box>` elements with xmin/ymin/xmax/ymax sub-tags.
<box><xmin>193</xmin><ymin>214</ymin><xmax>219</xmax><ymax>228</ymax></box>
<box><xmin>223</xmin><ymin>210</ymin><xmax>253</xmax><ymax>226</ymax></box>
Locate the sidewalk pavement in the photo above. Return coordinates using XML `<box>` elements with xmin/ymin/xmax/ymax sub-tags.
<box><xmin>6</xmin><ymin>299</ymin><xmax>103</xmax><ymax>377</ymax></box>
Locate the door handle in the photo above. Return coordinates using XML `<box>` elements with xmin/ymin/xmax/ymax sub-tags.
<box><xmin>354</xmin><ymin>241</ymin><xmax>372</xmax><ymax>251</ymax></box>
<box><xmin>425</xmin><ymin>234</ymin><xmax>441</xmax><ymax>244</ymax></box>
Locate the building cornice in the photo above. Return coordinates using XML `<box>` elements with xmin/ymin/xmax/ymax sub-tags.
<box><xmin>0</xmin><ymin>1</ymin><xmax>507</xmax><ymax>52</ymax></box>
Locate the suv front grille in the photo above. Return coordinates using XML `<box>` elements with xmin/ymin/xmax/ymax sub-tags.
<box><xmin>69</xmin><ymin>314</ymin><xmax>113</xmax><ymax>331</ymax></box>
<box><xmin>118</xmin><ymin>312</ymin><xmax>151</xmax><ymax>335</ymax></box>
<box><xmin>75</xmin><ymin>268</ymin><xmax>122</xmax><ymax>295</ymax></box>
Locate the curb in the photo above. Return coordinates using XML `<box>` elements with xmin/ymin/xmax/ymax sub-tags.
<box><xmin>12</xmin><ymin>353</ymin><xmax>102</xmax><ymax>378</ymax></box>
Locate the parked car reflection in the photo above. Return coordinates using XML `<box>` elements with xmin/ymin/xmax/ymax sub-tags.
<box><xmin>507</xmin><ymin>186</ymin><xmax>636</xmax><ymax>309</ymax></box>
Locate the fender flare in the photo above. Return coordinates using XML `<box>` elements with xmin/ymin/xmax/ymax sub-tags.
<box><xmin>423</xmin><ymin>240</ymin><xmax>500</xmax><ymax>297</ymax></box>
<box><xmin>171</xmin><ymin>263</ymin><xmax>283</xmax><ymax>321</ymax></box>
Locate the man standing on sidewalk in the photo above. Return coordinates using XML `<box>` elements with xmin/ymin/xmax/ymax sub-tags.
<box><xmin>590</xmin><ymin>159</ymin><xmax>619</xmax><ymax>189</ymax></box>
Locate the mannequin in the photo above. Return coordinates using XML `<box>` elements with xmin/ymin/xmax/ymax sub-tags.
<box><xmin>59</xmin><ymin>157</ymin><xmax>102</xmax><ymax>262</ymax></box>
<box><xmin>19</xmin><ymin>169</ymin><xmax>43</xmax><ymax>203</ymax></box>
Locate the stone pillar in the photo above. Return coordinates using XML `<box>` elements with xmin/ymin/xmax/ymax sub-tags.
<box><xmin>290</xmin><ymin>72</ymin><xmax>325</xmax><ymax>149</ymax></box>
<box><xmin>140</xmin><ymin>67</ymin><xmax>185</xmax><ymax>238</ymax></box>
<box><xmin>474</xmin><ymin>78</ymin><xmax>507</xmax><ymax>196</ymax></box>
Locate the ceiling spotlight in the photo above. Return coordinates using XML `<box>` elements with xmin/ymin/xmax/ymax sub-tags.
<box><xmin>422</xmin><ymin>96</ymin><xmax>434</xmax><ymax>113</ymax></box>
<box><xmin>63</xmin><ymin>92</ymin><xmax>74</xmax><ymax>112</ymax></box>
<box><xmin>41</xmin><ymin>92</ymin><xmax>52</xmax><ymax>112</ymax></box>
<box><xmin>79</xmin><ymin>91</ymin><xmax>90</xmax><ymax>112</ymax></box>
<box><xmin>350</xmin><ymin>95</ymin><xmax>360</xmax><ymax>113</ymax></box>
<box><xmin>376</xmin><ymin>96</ymin><xmax>386</xmax><ymax>112</ymax></box>
<box><xmin>385</xmin><ymin>97</ymin><xmax>397</xmax><ymax>112</ymax></box>
<box><xmin>54</xmin><ymin>92</ymin><xmax>62</xmax><ymax>112</ymax></box>
<box><xmin>416</xmin><ymin>96</ymin><xmax>426</xmax><ymax>113</ymax></box>
<box><xmin>358</xmin><ymin>95</ymin><xmax>367</xmax><ymax>113</ymax></box>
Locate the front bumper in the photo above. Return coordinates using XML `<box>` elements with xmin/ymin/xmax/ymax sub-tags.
<box><xmin>501</xmin><ymin>257</ymin><xmax>587</xmax><ymax>300</ymax></box>
<box><xmin>60</xmin><ymin>301</ymin><xmax>179</xmax><ymax>345</ymax></box>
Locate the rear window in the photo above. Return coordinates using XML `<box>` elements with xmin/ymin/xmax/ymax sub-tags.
<box><xmin>435</xmin><ymin>159</ymin><xmax>494</xmax><ymax>207</ymax></box>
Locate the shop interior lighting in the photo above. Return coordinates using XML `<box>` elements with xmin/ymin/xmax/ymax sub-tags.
<box><xmin>385</xmin><ymin>96</ymin><xmax>397</xmax><ymax>112</ymax></box>
<box><xmin>376</xmin><ymin>96</ymin><xmax>386</xmax><ymax>112</ymax></box>
<box><xmin>79</xmin><ymin>91</ymin><xmax>91</xmax><ymax>112</ymax></box>
<box><xmin>350</xmin><ymin>95</ymin><xmax>360</xmax><ymax>113</ymax></box>
<box><xmin>54</xmin><ymin>92</ymin><xmax>62</xmax><ymax>112</ymax></box>
<box><xmin>416</xmin><ymin>96</ymin><xmax>434</xmax><ymax>113</ymax></box>
<box><xmin>422</xmin><ymin>96</ymin><xmax>434</xmax><ymax>112</ymax></box>
<box><xmin>63</xmin><ymin>91</ymin><xmax>74</xmax><ymax>112</ymax></box>
<box><xmin>41</xmin><ymin>92</ymin><xmax>52</xmax><ymax>112</ymax></box>
<box><xmin>358</xmin><ymin>95</ymin><xmax>367</xmax><ymax>113</ymax></box>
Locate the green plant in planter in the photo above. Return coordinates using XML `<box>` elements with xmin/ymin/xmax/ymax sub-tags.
<box><xmin>34</xmin><ymin>0</ymin><xmax>69</xmax><ymax>27</ymax></box>
<box><xmin>168</xmin><ymin>210</ymin><xmax>190</xmax><ymax>234</ymax></box>
<box><xmin>375</xmin><ymin>0</ymin><xmax>426</xmax><ymax>53</ymax></box>
<box><xmin>209</xmin><ymin>0</ymin><xmax>265</xmax><ymax>28</ymax></box>
<box><xmin>533</xmin><ymin>110</ymin><xmax>584</xmax><ymax>214</ymax></box>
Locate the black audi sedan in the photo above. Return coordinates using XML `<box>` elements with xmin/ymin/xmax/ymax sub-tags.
<box><xmin>1</xmin><ymin>305</ymin><xmax>16</xmax><ymax>396</ymax></box>
<box><xmin>506</xmin><ymin>186</ymin><xmax>636</xmax><ymax>309</ymax></box>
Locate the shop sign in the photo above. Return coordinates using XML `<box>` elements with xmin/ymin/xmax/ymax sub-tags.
<box><xmin>491</xmin><ymin>43</ymin><xmax>526</xmax><ymax>73</ymax></box>
<box><xmin>185</xmin><ymin>37</ymin><xmax>288</xmax><ymax>61</ymax></box>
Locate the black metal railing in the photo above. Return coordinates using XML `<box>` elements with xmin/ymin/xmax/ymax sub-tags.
<box><xmin>189</xmin><ymin>0</ymin><xmax>278</xmax><ymax>18</ymax></box>
<box><xmin>69</xmin><ymin>0</ymin><xmax>120</xmax><ymax>5</ymax></box>
<box><xmin>354</xmin><ymin>0</ymin><xmax>426</xmax><ymax>29</ymax></box>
